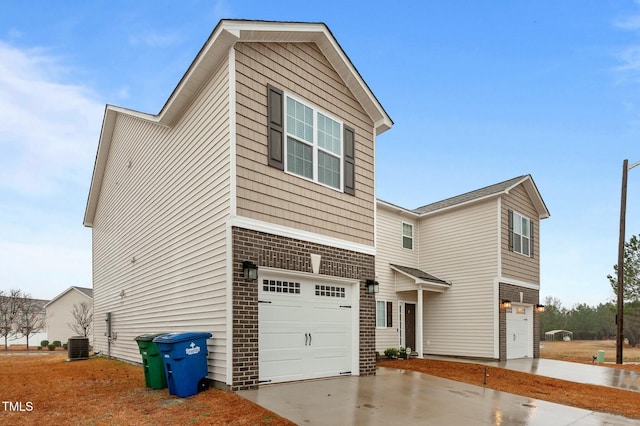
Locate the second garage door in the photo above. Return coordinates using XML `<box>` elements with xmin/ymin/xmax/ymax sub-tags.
<box><xmin>258</xmin><ymin>275</ymin><xmax>354</xmax><ymax>384</ymax></box>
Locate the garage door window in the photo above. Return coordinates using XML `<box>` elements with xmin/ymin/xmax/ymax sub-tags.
<box><xmin>262</xmin><ymin>279</ymin><xmax>301</xmax><ymax>294</ymax></box>
<box><xmin>315</xmin><ymin>284</ymin><xmax>346</xmax><ymax>298</ymax></box>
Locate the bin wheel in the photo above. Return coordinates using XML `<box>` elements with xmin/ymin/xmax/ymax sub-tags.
<box><xmin>198</xmin><ymin>377</ymin><xmax>209</xmax><ymax>393</ymax></box>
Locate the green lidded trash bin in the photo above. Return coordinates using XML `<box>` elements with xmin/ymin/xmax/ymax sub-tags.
<box><xmin>597</xmin><ymin>350</ymin><xmax>605</xmax><ymax>363</ymax></box>
<box><xmin>135</xmin><ymin>334</ymin><xmax>168</xmax><ymax>389</ymax></box>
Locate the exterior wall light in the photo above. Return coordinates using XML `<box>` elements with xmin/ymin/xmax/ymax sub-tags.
<box><xmin>366</xmin><ymin>279</ymin><xmax>379</xmax><ymax>294</ymax></box>
<box><xmin>535</xmin><ymin>304</ymin><xmax>545</xmax><ymax>313</ymax></box>
<box><xmin>243</xmin><ymin>261</ymin><xmax>258</xmax><ymax>281</ymax></box>
<box><xmin>500</xmin><ymin>299</ymin><xmax>512</xmax><ymax>310</ymax></box>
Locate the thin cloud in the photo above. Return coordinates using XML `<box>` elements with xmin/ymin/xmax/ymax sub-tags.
<box><xmin>614</xmin><ymin>14</ymin><xmax>640</xmax><ymax>30</ymax></box>
<box><xmin>0</xmin><ymin>41</ymin><xmax>103</xmax><ymax>196</ymax></box>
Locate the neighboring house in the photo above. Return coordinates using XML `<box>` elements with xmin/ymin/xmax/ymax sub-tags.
<box><xmin>44</xmin><ymin>286</ymin><xmax>93</xmax><ymax>344</ymax></box>
<box><xmin>375</xmin><ymin>175</ymin><xmax>550</xmax><ymax>361</ymax></box>
<box><xmin>83</xmin><ymin>20</ymin><xmax>392</xmax><ymax>390</ymax></box>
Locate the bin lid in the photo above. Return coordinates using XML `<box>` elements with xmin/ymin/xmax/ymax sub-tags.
<box><xmin>152</xmin><ymin>332</ymin><xmax>212</xmax><ymax>344</ymax></box>
<box><xmin>135</xmin><ymin>333</ymin><xmax>168</xmax><ymax>342</ymax></box>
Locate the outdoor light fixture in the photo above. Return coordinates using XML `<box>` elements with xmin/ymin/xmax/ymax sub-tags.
<box><xmin>243</xmin><ymin>261</ymin><xmax>258</xmax><ymax>281</ymax></box>
<box><xmin>500</xmin><ymin>299</ymin><xmax>512</xmax><ymax>310</ymax></box>
<box><xmin>535</xmin><ymin>304</ymin><xmax>545</xmax><ymax>313</ymax></box>
<box><xmin>366</xmin><ymin>279</ymin><xmax>379</xmax><ymax>294</ymax></box>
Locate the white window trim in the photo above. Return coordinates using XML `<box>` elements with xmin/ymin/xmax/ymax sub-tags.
<box><xmin>402</xmin><ymin>222</ymin><xmax>414</xmax><ymax>251</ymax></box>
<box><xmin>512</xmin><ymin>211</ymin><xmax>531</xmax><ymax>257</ymax></box>
<box><xmin>376</xmin><ymin>299</ymin><xmax>387</xmax><ymax>329</ymax></box>
<box><xmin>283</xmin><ymin>92</ymin><xmax>344</xmax><ymax>192</ymax></box>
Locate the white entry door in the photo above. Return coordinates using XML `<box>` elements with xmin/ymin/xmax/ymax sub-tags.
<box><xmin>506</xmin><ymin>304</ymin><xmax>533</xmax><ymax>359</ymax></box>
<box><xmin>258</xmin><ymin>275</ymin><xmax>354</xmax><ymax>384</ymax></box>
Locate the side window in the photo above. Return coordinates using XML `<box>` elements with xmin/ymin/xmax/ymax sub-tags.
<box><xmin>402</xmin><ymin>222</ymin><xmax>413</xmax><ymax>250</ymax></box>
<box><xmin>508</xmin><ymin>210</ymin><xmax>533</xmax><ymax>257</ymax></box>
<box><xmin>376</xmin><ymin>300</ymin><xmax>393</xmax><ymax>328</ymax></box>
<box><xmin>376</xmin><ymin>300</ymin><xmax>386</xmax><ymax>328</ymax></box>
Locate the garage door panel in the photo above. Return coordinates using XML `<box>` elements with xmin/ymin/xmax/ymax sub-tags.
<box><xmin>259</xmin><ymin>276</ymin><xmax>353</xmax><ymax>384</ymax></box>
<box><xmin>259</xmin><ymin>332</ymin><xmax>305</xmax><ymax>351</ymax></box>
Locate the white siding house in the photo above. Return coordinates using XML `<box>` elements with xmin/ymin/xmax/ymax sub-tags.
<box><xmin>84</xmin><ymin>20</ymin><xmax>391</xmax><ymax>390</ymax></box>
<box><xmin>375</xmin><ymin>175</ymin><xmax>549</xmax><ymax>361</ymax></box>
<box><xmin>44</xmin><ymin>286</ymin><xmax>93</xmax><ymax>344</ymax></box>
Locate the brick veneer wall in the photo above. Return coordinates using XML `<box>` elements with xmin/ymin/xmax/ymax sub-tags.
<box><xmin>498</xmin><ymin>282</ymin><xmax>541</xmax><ymax>360</ymax></box>
<box><xmin>232</xmin><ymin>226</ymin><xmax>376</xmax><ymax>390</ymax></box>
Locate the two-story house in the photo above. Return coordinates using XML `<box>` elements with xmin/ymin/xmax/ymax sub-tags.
<box><xmin>375</xmin><ymin>175</ymin><xmax>549</xmax><ymax>361</ymax></box>
<box><xmin>83</xmin><ymin>20</ymin><xmax>392</xmax><ymax>390</ymax></box>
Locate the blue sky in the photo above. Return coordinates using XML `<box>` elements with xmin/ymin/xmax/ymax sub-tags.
<box><xmin>1</xmin><ymin>1</ymin><xmax>639</xmax><ymax>308</ymax></box>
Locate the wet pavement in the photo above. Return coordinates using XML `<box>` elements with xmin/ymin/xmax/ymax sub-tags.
<box><xmin>486</xmin><ymin>358</ymin><xmax>640</xmax><ymax>392</ymax></box>
<box><xmin>239</xmin><ymin>360</ymin><xmax>640</xmax><ymax>425</ymax></box>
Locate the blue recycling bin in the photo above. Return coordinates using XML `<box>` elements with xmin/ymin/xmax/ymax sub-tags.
<box><xmin>152</xmin><ymin>332</ymin><xmax>212</xmax><ymax>397</ymax></box>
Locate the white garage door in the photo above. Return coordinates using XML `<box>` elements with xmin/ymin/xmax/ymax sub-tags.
<box><xmin>258</xmin><ymin>275</ymin><xmax>354</xmax><ymax>384</ymax></box>
<box><xmin>506</xmin><ymin>304</ymin><xmax>533</xmax><ymax>359</ymax></box>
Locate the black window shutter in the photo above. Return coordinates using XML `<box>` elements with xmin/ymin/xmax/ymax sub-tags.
<box><xmin>267</xmin><ymin>84</ymin><xmax>284</xmax><ymax>170</ymax></box>
<box><xmin>343</xmin><ymin>125</ymin><xmax>355</xmax><ymax>196</ymax></box>
<box><xmin>386</xmin><ymin>301</ymin><xmax>392</xmax><ymax>327</ymax></box>
<box><xmin>530</xmin><ymin>220</ymin><xmax>534</xmax><ymax>258</ymax></box>
<box><xmin>508</xmin><ymin>210</ymin><xmax>514</xmax><ymax>252</ymax></box>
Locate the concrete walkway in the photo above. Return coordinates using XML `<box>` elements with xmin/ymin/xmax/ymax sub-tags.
<box><xmin>483</xmin><ymin>358</ymin><xmax>640</xmax><ymax>392</ymax></box>
<box><xmin>239</xmin><ymin>364</ymin><xmax>640</xmax><ymax>425</ymax></box>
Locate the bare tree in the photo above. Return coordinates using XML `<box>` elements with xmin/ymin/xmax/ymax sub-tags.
<box><xmin>15</xmin><ymin>293</ymin><xmax>46</xmax><ymax>350</ymax></box>
<box><xmin>0</xmin><ymin>289</ymin><xmax>23</xmax><ymax>349</ymax></box>
<box><xmin>67</xmin><ymin>301</ymin><xmax>93</xmax><ymax>337</ymax></box>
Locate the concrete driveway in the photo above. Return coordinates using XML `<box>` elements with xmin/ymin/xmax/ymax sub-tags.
<box><xmin>239</xmin><ymin>366</ymin><xmax>639</xmax><ymax>425</ymax></box>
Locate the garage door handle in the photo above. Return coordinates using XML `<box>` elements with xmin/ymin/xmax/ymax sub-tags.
<box><xmin>309</xmin><ymin>333</ymin><xmax>312</xmax><ymax>346</ymax></box>
<box><xmin>305</xmin><ymin>333</ymin><xmax>308</xmax><ymax>346</ymax></box>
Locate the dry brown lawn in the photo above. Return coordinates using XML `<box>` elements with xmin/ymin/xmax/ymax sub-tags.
<box><xmin>0</xmin><ymin>352</ymin><xmax>294</xmax><ymax>425</ymax></box>
<box><xmin>1</xmin><ymin>340</ymin><xmax>639</xmax><ymax>424</ymax></box>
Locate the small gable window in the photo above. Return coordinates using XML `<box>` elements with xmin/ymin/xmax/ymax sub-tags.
<box><xmin>509</xmin><ymin>210</ymin><xmax>533</xmax><ymax>257</ymax></box>
<box><xmin>402</xmin><ymin>222</ymin><xmax>413</xmax><ymax>250</ymax></box>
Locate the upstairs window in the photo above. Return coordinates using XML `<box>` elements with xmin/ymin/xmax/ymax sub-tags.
<box><xmin>267</xmin><ymin>85</ymin><xmax>356</xmax><ymax>195</ymax></box>
<box><xmin>285</xmin><ymin>96</ymin><xmax>343</xmax><ymax>189</ymax></box>
<box><xmin>402</xmin><ymin>222</ymin><xmax>413</xmax><ymax>250</ymax></box>
<box><xmin>509</xmin><ymin>210</ymin><xmax>533</xmax><ymax>257</ymax></box>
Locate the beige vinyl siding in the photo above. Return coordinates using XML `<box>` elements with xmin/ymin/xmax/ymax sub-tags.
<box><xmin>419</xmin><ymin>199</ymin><xmax>498</xmax><ymax>358</ymax></box>
<box><xmin>234</xmin><ymin>42</ymin><xmax>375</xmax><ymax>246</ymax></box>
<box><xmin>91</xmin><ymin>57</ymin><xmax>231</xmax><ymax>383</ymax></box>
<box><xmin>374</xmin><ymin>206</ymin><xmax>419</xmax><ymax>351</ymax></box>
<box><xmin>502</xmin><ymin>185</ymin><xmax>540</xmax><ymax>284</ymax></box>
<box><xmin>45</xmin><ymin>291</ymin><xmax>93</xmax><ymax>344</ymax></box>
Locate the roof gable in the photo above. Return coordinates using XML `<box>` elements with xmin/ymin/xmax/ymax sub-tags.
<box><xmin>44</xmin><ymin>286</ymin><xmax>93</xmax><ymax>308</ymax></box>
<box><xmin>412</xmin><ymin>175</ymin><xmax>550</xmax><ymax>219</ymax></box>
<box><xmin>83</xmin><ymin>20</ymin><xmax>392</xmax><ymax>227</ymax></box>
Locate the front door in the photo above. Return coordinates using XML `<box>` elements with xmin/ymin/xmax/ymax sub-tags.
<box><xmin>404</xmin><ymin>303</ymin><xmax>416</xmax><ymax>350</ymax></box>
<box><xmin>506</xmin><ymin>304</ymin><xmax>533</xmax><ymax>359</ymax></box>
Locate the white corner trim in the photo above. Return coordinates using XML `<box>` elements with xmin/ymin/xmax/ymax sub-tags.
<box><xmin>225</xmin><ymin>225</ymin><xmax>234</xmax><ymax>386</ymax></box>
<box><xmin>228</xmin><ymin>216</ymin><xmax>376</xmax><ymax>256</ymax></box>
<box><xmin>228</xmin><ymin>47</ymin><xmax>237</xmax><ymax>218</ymax></box>
<box><xmin>496</xmin><ymin>198</ymin><xmax>502</xmax><ymax>276</ymax></box>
